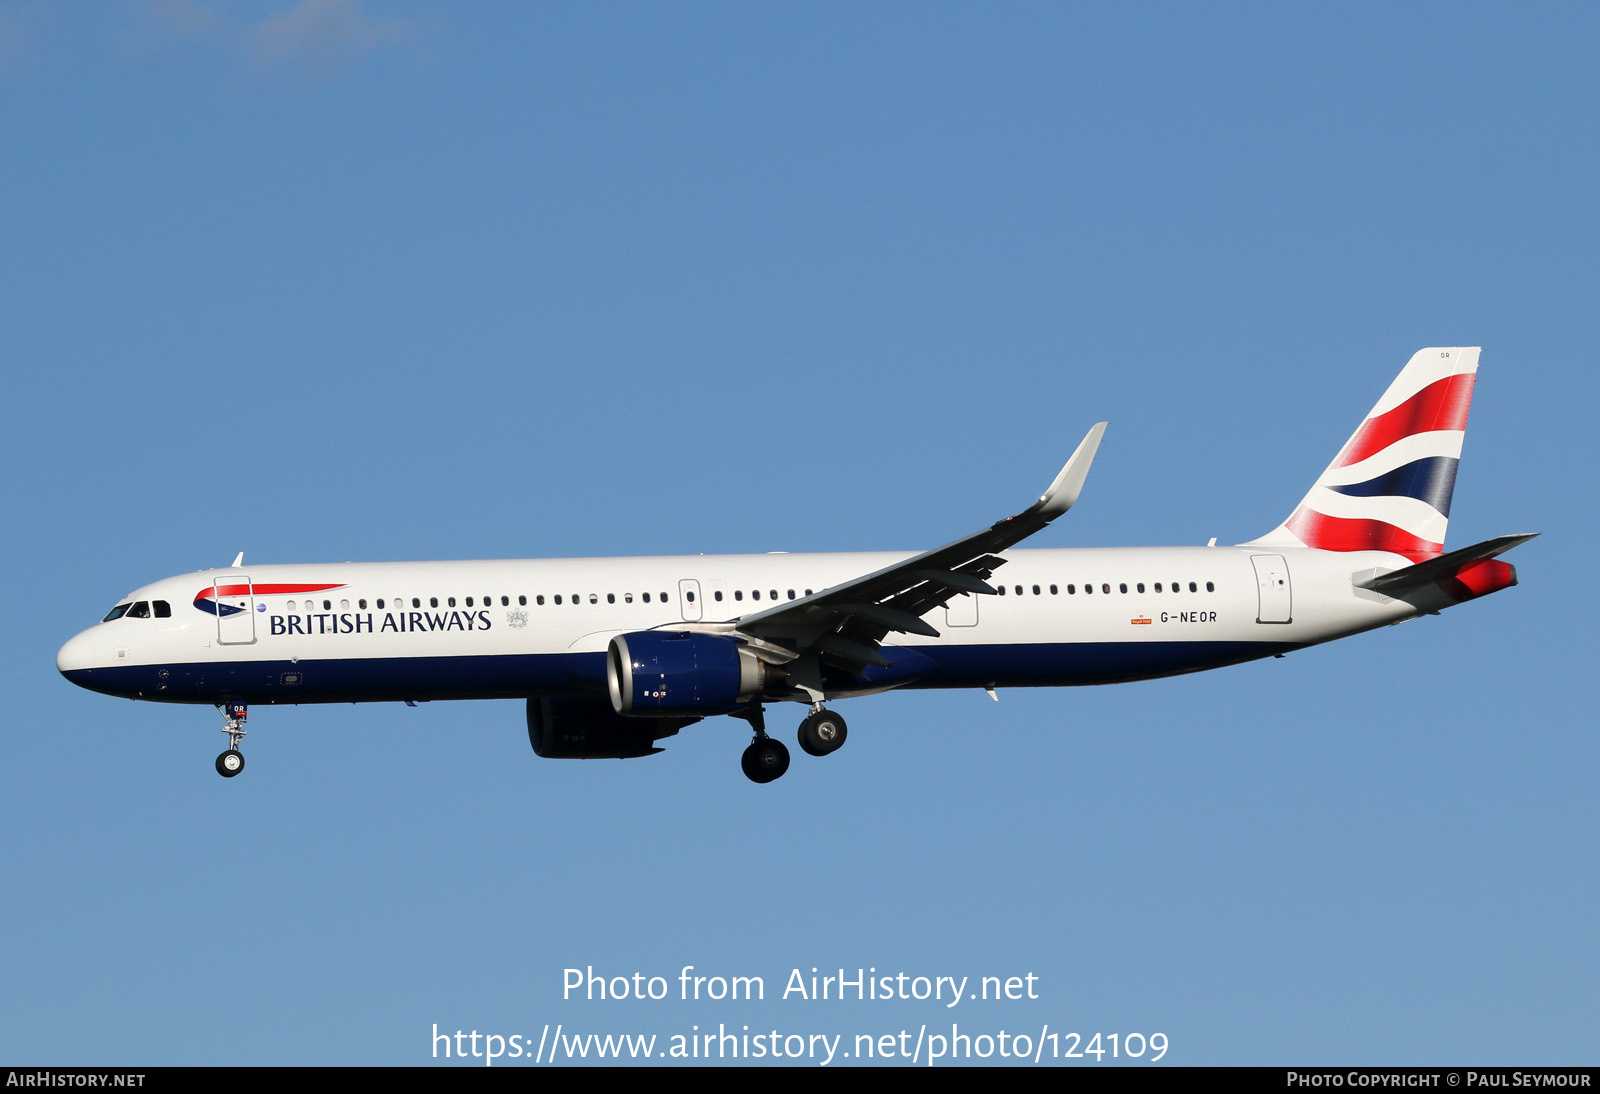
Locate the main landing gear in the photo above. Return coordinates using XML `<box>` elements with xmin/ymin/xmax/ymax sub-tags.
<box><xmin>215</xmin><ymin>702</ymin><xmax>247</xmax><ymax>778</ymax></box>
<box><xmin>736</xmin><ymin>703</ymin><xmax>849</xmax><ymax>784</ymax></box>
<box><xmin>797</xmin><ymin>707</ymin><xmax>848</xmax><ymax>757</ymax></box>
<box><xmin>735</xmin><ymin>703</ymin><xmax>789</xmax><ymax>784</ymax></box>
<box><xmin>741</xmin><ymin>735</ymin><xmax>790</xmax><ymax>784</ymax></box>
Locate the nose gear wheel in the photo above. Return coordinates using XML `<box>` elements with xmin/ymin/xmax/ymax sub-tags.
<box><xmin>215</xmin><ymin>703</ymin><xmax>248</xmax><ymax>779</ymax></box>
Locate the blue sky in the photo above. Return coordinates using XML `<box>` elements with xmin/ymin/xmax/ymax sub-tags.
<box><xmin>2</xmin><ymin>1</ymin><xmax>1594</xmax><ymax>1066</ymax></box>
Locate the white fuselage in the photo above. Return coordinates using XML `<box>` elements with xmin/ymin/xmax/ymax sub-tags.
<box><xmin>57</xmin><ymin>544</ymin><xmax>1417</xmax><ymax>707</ymax></box>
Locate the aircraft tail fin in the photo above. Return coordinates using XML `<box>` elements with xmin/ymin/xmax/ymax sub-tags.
<box><xmin>1245</xmin><ymin>347</ymin><xmax>1479</xmax><ymax>561</ymax></box>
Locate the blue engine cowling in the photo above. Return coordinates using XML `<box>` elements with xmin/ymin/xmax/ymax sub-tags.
<box><xmin>527</xmin><ymin>696</ymin><xmax>699</xmax><ymax>759</ymax></box>
<box><xmin>607</xmin><ymin>631</ymin><xmax>768</xmax><ymax>716</ymax></box>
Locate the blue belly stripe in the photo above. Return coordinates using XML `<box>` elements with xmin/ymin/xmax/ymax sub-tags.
<box><xmin>59</xmin><ymin>640</ymin><xmax>1295</xmax><ymax>705</ymax></box>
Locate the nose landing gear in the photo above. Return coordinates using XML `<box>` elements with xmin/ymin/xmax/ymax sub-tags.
<box><xmin>215</xmin><ymin>702</ymin><xmax>247</xmax><ymax>778</ymax></box>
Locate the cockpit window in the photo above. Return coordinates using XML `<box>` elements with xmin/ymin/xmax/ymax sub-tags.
<box><xmin>126</xmin><ymin>601</ymin><xmax>151</xmax><ymax>618</ymax></box>
<box><xmin>153</xmin><ymin>601</ymin><xmax>171</xmax><ymax>618</ymax></box>
<box><xmin>102</xmin><ymin>603</ymin><xmax>131</xmax><ymax>622</ymax></box>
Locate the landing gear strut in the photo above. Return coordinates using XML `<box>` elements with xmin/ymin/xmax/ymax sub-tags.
<box><xmin>215</xmin><ymin>702</ymin><xmax>247</xmax><ymax>778</ymax></box>
<box><xmin>735</xmin><ymin>703</ymin><xmax>790</xmax><ymax>784</ymax></box>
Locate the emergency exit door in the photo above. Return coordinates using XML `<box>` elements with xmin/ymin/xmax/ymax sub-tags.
<box><xmin>678</xmin><ymin>579</ymin><xmax>703</xmax><ymax>622</ymax></box>
<box><xmin>945</xmin><ymin>591</ymin><xmax>979</xmax><ymax>627</ymax></box>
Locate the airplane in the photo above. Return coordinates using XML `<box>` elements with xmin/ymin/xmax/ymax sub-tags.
<box><xmin>57</xmin><ymin>347</ymin><xmax>1535</xmax><ymax>784</ymax></box>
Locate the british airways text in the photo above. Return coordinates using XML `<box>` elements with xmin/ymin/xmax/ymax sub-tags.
<box><xmin>269</xmin><ymin>610</ymin><xmax>494</xmax><ymax>636</ymax></box>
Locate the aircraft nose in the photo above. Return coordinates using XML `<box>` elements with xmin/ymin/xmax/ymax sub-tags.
<box><xmin>57</xmin><ymin>628</ymin><xmax>99</xmax><ymax>679</ymax></box>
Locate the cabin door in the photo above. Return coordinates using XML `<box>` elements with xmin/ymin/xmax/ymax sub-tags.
<box><xmin>1250</xmin><ymin>555</ymin><xmax>1292</xmax><ymax>624</ymax></box>
<box><xmin>213</xmin><ymin>577</ymin><xmax>257</xmax><ymax>645</ymax></box>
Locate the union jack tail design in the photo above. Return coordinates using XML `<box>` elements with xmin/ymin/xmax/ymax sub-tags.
<box><xmin>1246</xmin><ymin>347</ymin><xmax>1479</xmax><ymax>562</ymax></box>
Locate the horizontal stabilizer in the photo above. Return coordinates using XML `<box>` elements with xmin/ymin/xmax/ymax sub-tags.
<box><xmin>1355</xmin><ymin>533</ymin><xmax>1538</xmax><ymax>595</ymax></box>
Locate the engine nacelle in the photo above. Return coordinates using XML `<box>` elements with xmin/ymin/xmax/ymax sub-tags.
<box><xmin>607</xmin><ymin>631</ymin><xmax>772</xmax><ymax>716</ymax></box>
<box><xmin>526</xmin><ymin>696</ymin><xmax>696</xmax><ymax>759</ymax></box>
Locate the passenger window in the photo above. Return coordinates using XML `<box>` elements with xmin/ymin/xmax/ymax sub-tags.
<box><xmin>1189</xmin><ymin>582</ymin><xmax>1197</xmax><ymax>592</ymax></box>
<box><xmin>153</xmin><ymin>601</ymin><xmax>171</xmax><ymax>618</ymax></box>
<box><xmin>805</xmin><ymin>589</ymin><xmax>813</xmax><ymax>596</ymax></box>
<box><xmin>1014</xmin><ymin>585</ymin><xmax>1023</xmax><ymax>595</ymax></box>
<box><xmin>429</xmin><ymin>598</ymin><xmax>438</xmax><ymax>608</ymax></box>
<box><xmin>1206</xmin><ymin>581</ymin><xmax>1215</xmax><ymax>592</ymax></box>
<box><xmin>341</xmin><ymin>599</ymin><xmax>350</xmax><ymax>610</ymax></box>
<box><xmin>518</xmin><ymin>595</ymin><xmax>527</xmax><ymax>606</ymax></box>
<box><xmin>588</xmin><ymin>594</ymin><xmax>598</xmax><ymax>604</ymax></box>
<box><xmin>1102</xmin><ymin>584</ymin><xmax>1111</xmax><ymax>594</ymax></box>
<box><xmin>788</xmin><ymin>589</ymin><xmax>796</xmax><ymax>599</ymax></box>
<box><xmin>1067</xmin><ymin>585</ymin><xmax>1076</xmax><ymax>595</ymax></box>
<box><xmin>624</xmin><ymin>593</ymin><xmax>633</xmax><ymax>603</ymax></box>
<box><xmin>735</xmin><ymin>590</ymin><xmax>744</xmax><ymax>601</ymax></box>
<box><xmin>1083</xmin><ymin>585</ymin><xmax>1091</xmax><ymax>595</ymax></box>
<box><xmin>465</xmin><ymin>597</ymin><xmax>473</xmax><ymax>607</ymax></box>
<box><xmin>1050</xmin><ymin>585</ymin><xmax>1058</xmax><ymax>595</ymax></box>
<box><xmin>127</xmin><ymin>601</ymin><xmax>150</xmax><ymax>618</ymax></box>
<box><xmin>554</xmin><ymin>595</ymin><xmax>563</xmax><ymax>605</ymax></box>
<box><xmin>660</xmin><ymin>593</ymin><xmax>669</xmax><ymax>602</ymax></box>
<box><xmin>752</xmin><ymin>590</ymin><xmax>761</xmax><ymax>600</ymax></box>
<box><xmin>536</xmin><ymin>595</ymin><xmax>545</xmax><ymax>606</ymax></box>
<box><xmin>997</xmin><ymin>586</ymin><xmax>1006</xmax><ymax>596</ymax></box>
<box><xmin>1136</xmin><ymin>583</ymin><xmax>1144</xmax><ymax>593</ymax></box>
<box><xmin>607</xmin><ymin>593</ymin><xmax>615</xmax><ymax>604</ymax></box>
<box><xmin>685</xmin><ymin>591</ymin><xmax>694</xmax><ymax>603</ymax></box>
<box><xmin>713</xmin><ymin>591</ymin><xmax>722</xmax><ymax>602</ymax></box>
<box><xmin>1032</xmin><ymin>585</ymin><xmax>1040</xmax><ymax>595</ymax></box>
<box><xmin>287</xmin><ymin>600</ymin><xmax>298</xmax><ymax>612</ymax></box>
<box><xmin>644</xmin><ymin>592</ymin><xmax>652</xmax><ymax>603</ymax></box>
<box><xmin>502</xmin><ymin>596</ymin><xmax>510</xmax><ymax>607</ymax></box>
<box><xmin>770</xmin><ymin>590</ymin><xmax>778</xmax><ymax>600</ymax></box>
<box><xmin>1154</xmin><ymin>583</ymin><xmax>1162</xmax><ymax>593</ymax></box>
<box><xmin>412</xmin><ymin>598</ymin><xmax>421</xmax><ymax>609</ymax></box>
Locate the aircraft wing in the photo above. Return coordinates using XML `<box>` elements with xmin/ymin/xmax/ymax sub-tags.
<box><xmin>733</xmin><ymin>423</ymin><xmax>1107</xmax><ymax>670</ymax></box>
